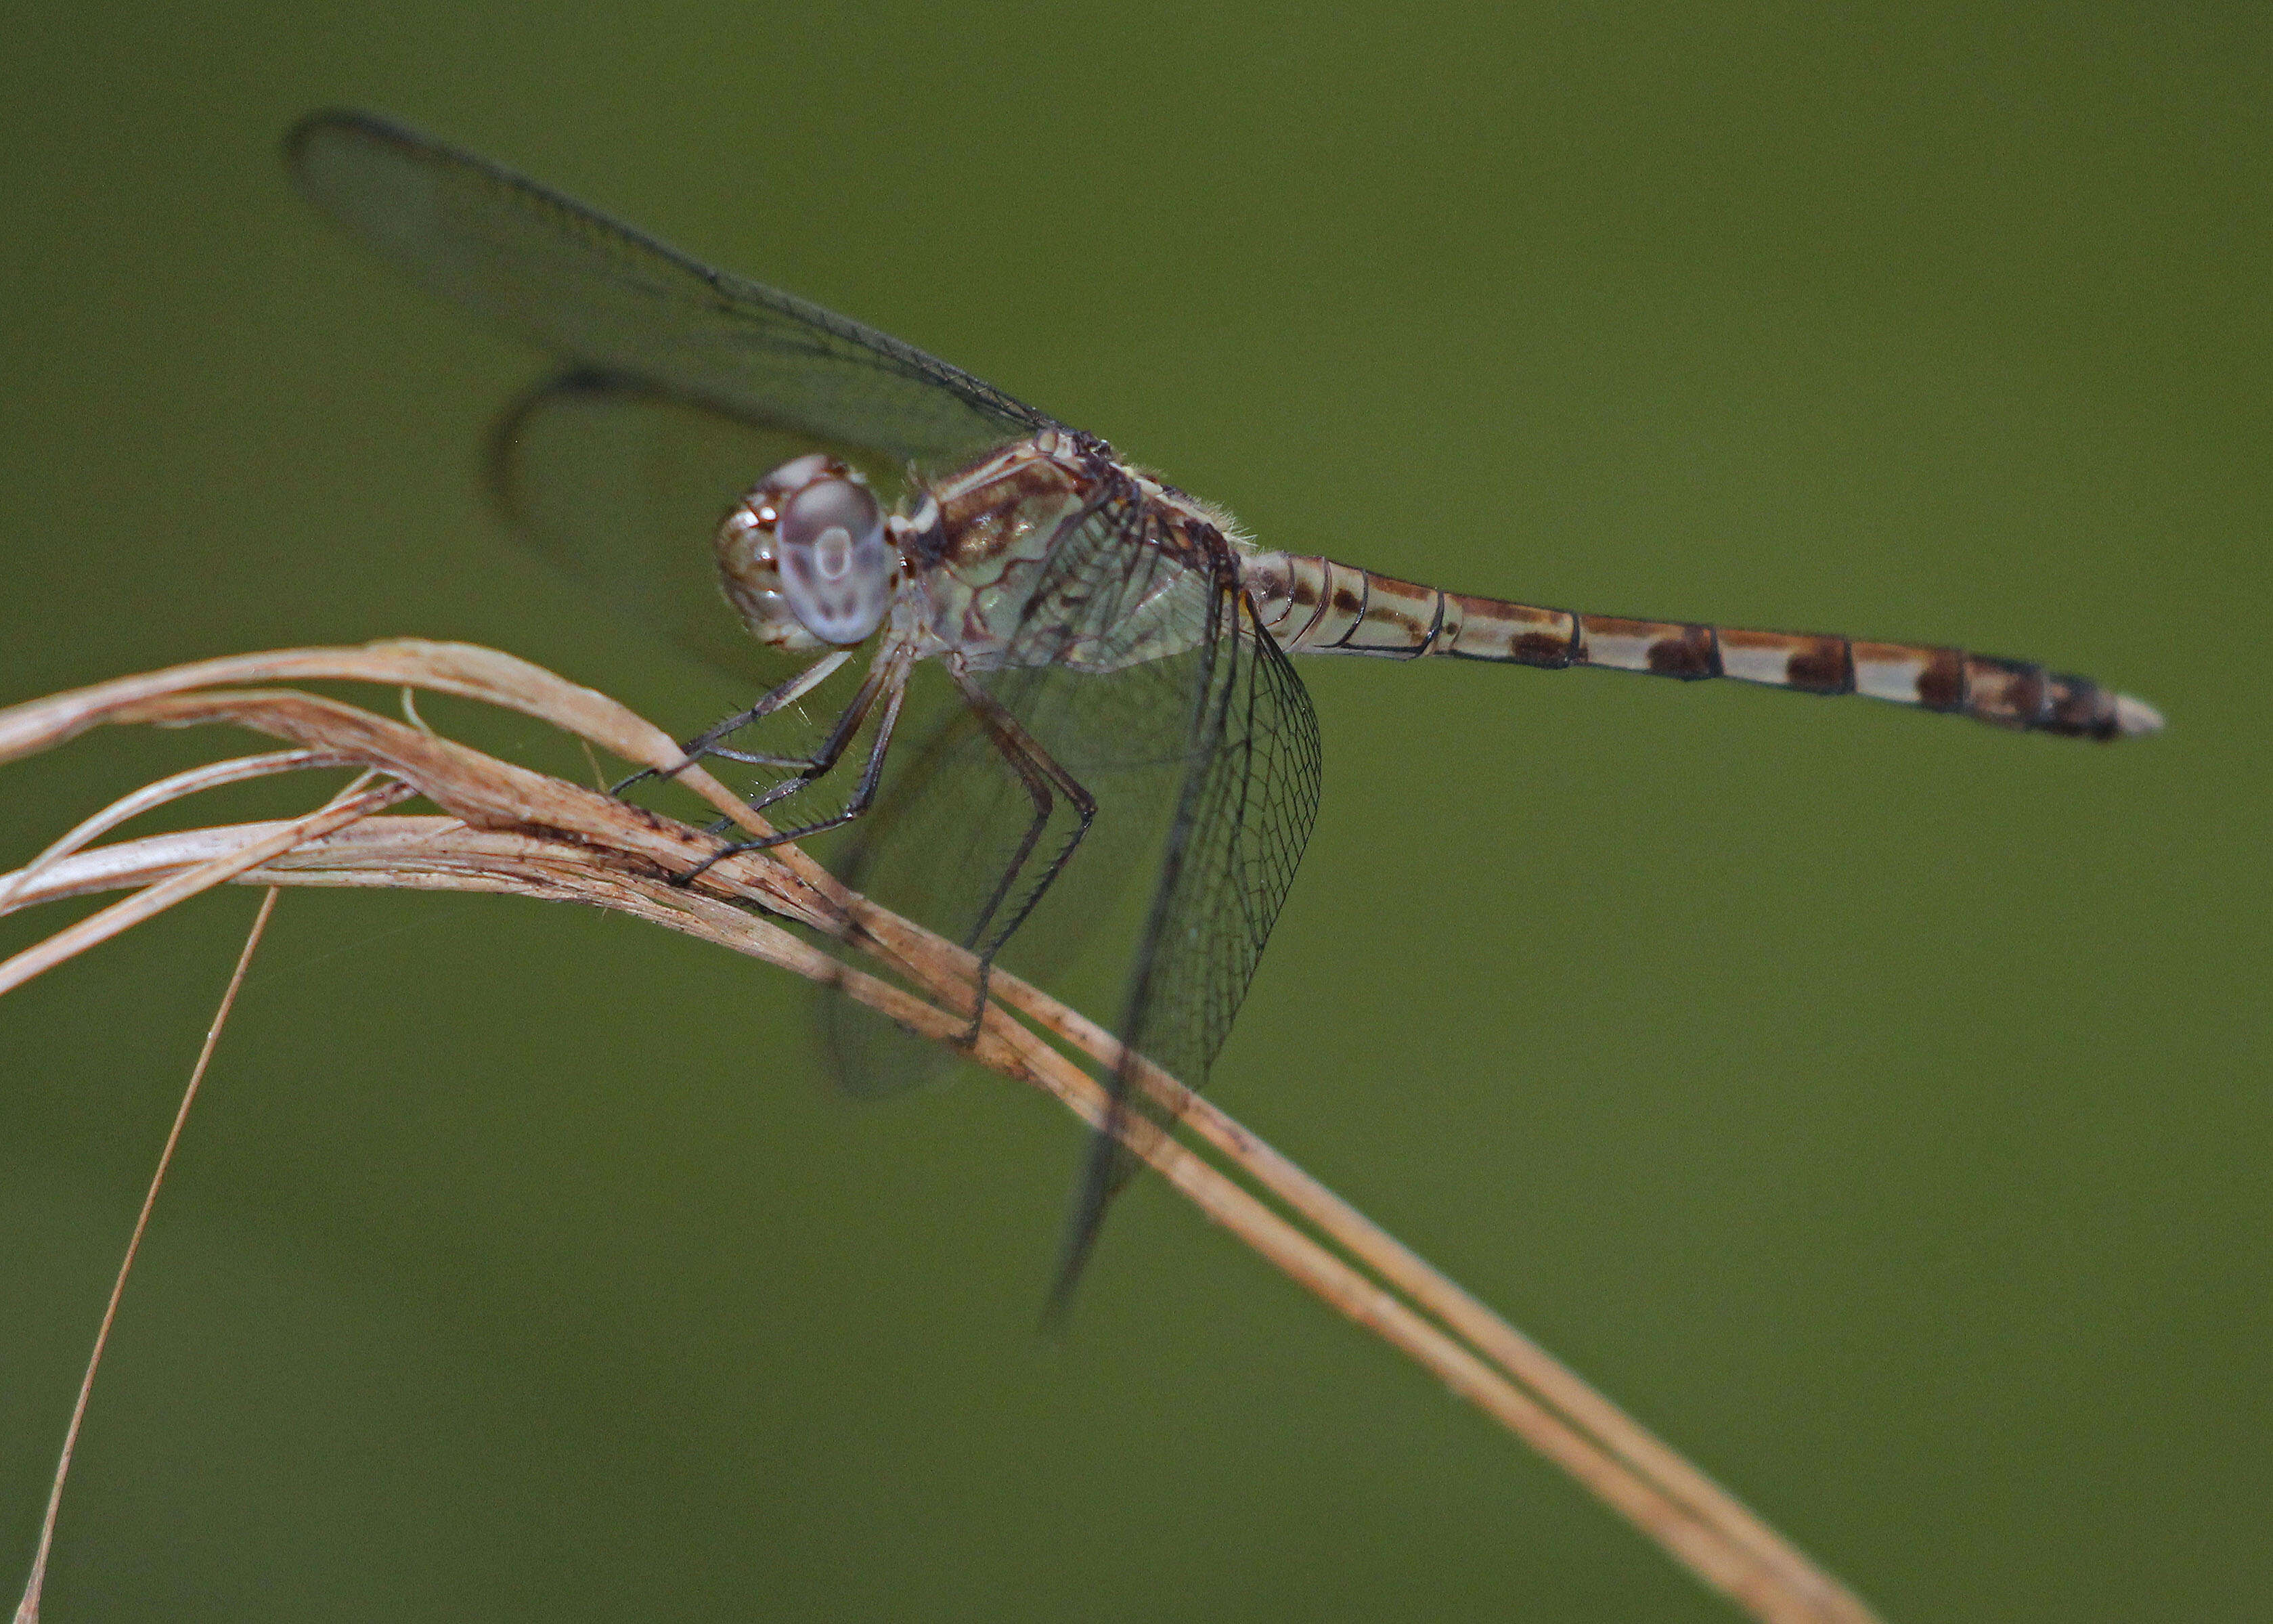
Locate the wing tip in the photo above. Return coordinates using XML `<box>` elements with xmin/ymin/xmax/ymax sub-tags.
<box><xmin>283</xmin><ymin>106</ymin><xmax>376</xmax><ymax>167</ymax></box>
<box><xmin>284</xmin><ymin>108</ymin><xmax>445</xmax><ymax>194</ymax></box>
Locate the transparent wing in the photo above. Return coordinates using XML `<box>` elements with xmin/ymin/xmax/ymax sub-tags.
<box><xmin>286</xmin><ymin>110</ymin><xmax>1327</xmax><ymax>1302</ymax></box>
<box><xmin>288</xmin><ymin>109</ymin><xmax>1058</xmax><ymax>466</ymax></box>
<box><xmin>819</xmin><ymin>496</ymin><xmax>1323</xmax><ymax>1301</ymax></box>
<box><xmin>1118</xmin><ymin>579</ymin><xmax>1323</xmax><ymax>1095</ymax></box>
<box><xmin>1053</xmin><ymin>567</ymin><xmax>1323</xmax><ymax>1302</ymax></box>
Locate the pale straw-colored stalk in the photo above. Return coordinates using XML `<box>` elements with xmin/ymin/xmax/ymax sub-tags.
<box><xmin>0</xmin><ymin>641</ymin><xmax>1881</xmax><ymax>1624</ymax></box>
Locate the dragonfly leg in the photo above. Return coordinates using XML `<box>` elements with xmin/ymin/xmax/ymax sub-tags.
<box><xmin>674</xmin><ymin>649</ymin><xmax>910</xmax><ymax>886</ymax></box>
<box><xmin>943</xmin><ymin>663</ymin><xmax>1099</xmax><ymax>1044</ymax></box>
<box><xmin>610</xmin><ymin>649</ymin><xmax>852</xmax><ymax>795</ymax></box>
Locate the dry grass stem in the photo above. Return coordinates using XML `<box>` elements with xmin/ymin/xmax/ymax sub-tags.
<box><xmin>0</xmin><ymin>640</ymin><xmax>1881</xmax><ymax>1624</ymax></box>
<box><xmin>12</xmin><ymin>888</ymin><xmax>283</xmax><ymax>1624</ymax></box>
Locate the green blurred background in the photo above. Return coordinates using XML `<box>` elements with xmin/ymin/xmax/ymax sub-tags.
<box><xmin>3</xmin><ymin>3</ymin><xmax>2266</xmax><ymax>1619</ymax></box>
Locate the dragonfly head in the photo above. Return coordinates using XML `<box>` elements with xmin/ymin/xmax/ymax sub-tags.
<box><xmin>715</xmin><ymin>453</ymin><xmax>899</xmax><ymax>649</ymax></box>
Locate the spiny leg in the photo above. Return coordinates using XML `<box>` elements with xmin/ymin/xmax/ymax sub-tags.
<box><xmin>611</xmin><ymin>649</ymin><xmax>853</xmax><ymax>797</ymax></box>
<box><xmin>944</xmin><ymin>663</ymin><xmax>1098</xmax><ymax>1043</ymax></box>
<box><xmin>675</xmin><ymin>649</ymin><xmax>912</xmax><ymax>887</ymax></box>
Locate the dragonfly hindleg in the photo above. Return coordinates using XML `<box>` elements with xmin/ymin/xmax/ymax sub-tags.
<box><xmin>943</xmin><ymin>662</ymin><xmax>1099</xmax><ymax>1043</ymax></box>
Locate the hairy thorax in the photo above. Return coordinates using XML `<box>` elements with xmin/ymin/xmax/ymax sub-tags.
<box><xmin>912</xmin><ymin>430</ymin><xmax>1249</xmax><ymax>675</ymax></box>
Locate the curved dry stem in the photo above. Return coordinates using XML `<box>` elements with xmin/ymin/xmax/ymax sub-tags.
<box><xmin>0</xmin><ymin>642</ymin><xmax>1880</xmax><ymax>1624</ymax></box>
<box><xmin>0</xmin><ymin>776</ymin><xmax>413</xmax><ymax>997</ymax></box>
<box><xmin>0</xmin><ymin>749</ymin><xmax>359</xmax><ymax>915</ymax></box>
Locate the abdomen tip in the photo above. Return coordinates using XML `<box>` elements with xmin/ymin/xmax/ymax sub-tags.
<box><xmin>2113</xmin><ymin>693</ymin><xmax>2165</xmax><ymax>737</ymax></box>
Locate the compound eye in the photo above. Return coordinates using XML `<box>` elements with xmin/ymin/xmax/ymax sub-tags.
<box><xmin>774</xmin><ymin>477</ymin><xmax>893</xmax><ymax>645</ymax></box>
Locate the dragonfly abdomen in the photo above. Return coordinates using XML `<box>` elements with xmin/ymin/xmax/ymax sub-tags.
<box><xmin>1241</xmin><ymin>552</ymin><xmax>2161</xmax><ymax>740</ymax></box>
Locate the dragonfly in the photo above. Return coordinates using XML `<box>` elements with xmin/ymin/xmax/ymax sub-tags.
<box><xmin>286</xmin><ymin>110</ymin><xmax>2163</xmax><ymax>1306</ymax></box>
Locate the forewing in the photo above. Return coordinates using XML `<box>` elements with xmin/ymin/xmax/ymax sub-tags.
<box><xmin>288</xmin><ymin>109</ymin><xmax>1057</xmax><ymax>466</ymax></box>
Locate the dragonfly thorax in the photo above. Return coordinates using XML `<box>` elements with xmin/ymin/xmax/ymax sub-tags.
<box><xmin>713</xmin><ymin>453</ymin><xmax>902</xmax><ymax>649</ymax></box>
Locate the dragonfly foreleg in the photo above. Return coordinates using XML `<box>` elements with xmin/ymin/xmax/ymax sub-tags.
<box><xmin>674</xmin><ymin>649</ymin><xmax>911</xmax><ymax>887</ymax></box>
<box><xmin>944</xmin><ymin>663</ymin><xmax>1099</xmax><ymax>1043</ymax></box>
<box><xmin>610</xmin><ymin>649</ymin><xmax>854</xmax><ymax>795</ymax></box>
